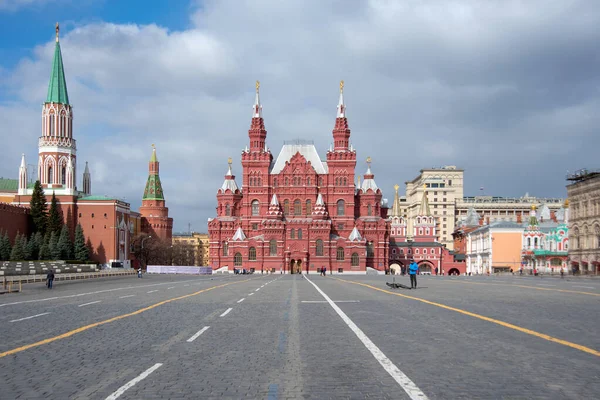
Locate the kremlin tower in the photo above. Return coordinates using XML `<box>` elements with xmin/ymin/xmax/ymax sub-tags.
<box><xmin>139</xmin><ymin>145</ymin><xmax>173</xmax><ymax>242</ymax></box>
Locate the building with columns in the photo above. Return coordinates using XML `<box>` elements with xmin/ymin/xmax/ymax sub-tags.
<box><xmin>208</xmin><ymin>81</ymin><xmax>390</xmax><ymax>274</ymax></box>
<box><xmin>567</xmin><ymin>169</ymin><xmax>600</xmax><ymax>274</ymax></box>
<box><xmin>1</xmin><ymin>25</ymin><xmax>172</xmax><ymax>266</ymax></box>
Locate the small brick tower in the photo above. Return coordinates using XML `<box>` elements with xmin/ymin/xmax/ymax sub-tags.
<box><xmin>139</xmin><ymin>145</ymin><xmax>173</xmax><ymax>242</ymax></box>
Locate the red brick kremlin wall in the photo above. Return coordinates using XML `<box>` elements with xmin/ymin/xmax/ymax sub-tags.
<box><xmin>0</xmin><ymin>202</ymin><xmax>30</xmax><ymax>243</ymax></box>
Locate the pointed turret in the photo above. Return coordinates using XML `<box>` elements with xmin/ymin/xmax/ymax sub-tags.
<box><xmin>332</xmin><ymin>80</ymin><xmax>351</xmax><ymax>151</ymax></box>
<box><xmin>83</xmin><ymin>161</ymin><xmax>91</xmax><ymax>195</ymax></box>
<box><xmin>349</xmin><ymin>226</ymin><xmax>363</xmax><ymax>241</ymax></box>
<box><xmin>528</xmin><ymin>204</ymin><xmax>539</xmax><ymax>228</ymax></box>
<box><xmin>143</xmin><ymin>145</ymin><xmax>164</xmax><ymax>201</ymax></box>
<box><xmin>267</xmin><ymin>194</ymin><xmax>283</xmax><ymax>219</ymax></box>
<box><xmin>46</xmin><ymin>23</ymin><xmax>69</xmax><ymax>105</ymax></box>
<box><xmin>248</xmin><ymin>80</ymin><xmax>267</xmax><ymax>152</ymax></box>
<box><xmin>65</xmin><ymin>156</ymin><xmax>74</xmax><ymax>192</ymax></box>
<box><xmin>232</xmin><ymin>226</ymin><xmax>247</xmax><ymax>241</ymax></box>
<box><xmin>18</xmin><ymin>154</ymin><xmax>27</xmax><ymax>195</ymax></box>
<box><xmin>418</xmin><ymin>184</ymin><xmax>431</xmax><ymax>216</ymax></box>
<box><xmin>312</xmin><ymin>193</ymin><xmax>328</xmax><ymax>219</ymax></box>
<box><xmin>220</xmin><ymin>158</ymin><xmax>239</xmax><ymax>193</ymax></box>
<box><xmin>360</xmin><ymin>157</ymin><xmax>379</xmax><ymax>192</ymax></box>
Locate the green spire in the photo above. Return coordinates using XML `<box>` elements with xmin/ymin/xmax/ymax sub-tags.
<box><xmin>143</xmin><ymin>145</ymin><xmax>164</xmax><ymax>201</ymax></box>
<box><xmin>143</xmin><ymin>175</ymin><xmax>165</xmax><ymax>201</ymax></box>
<box><xmin>46</xmin><ymin>23</ymin><xmax>70</xmax><ymax>105</ymax></box>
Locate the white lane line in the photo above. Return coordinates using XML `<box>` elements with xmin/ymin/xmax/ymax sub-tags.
<box><xmin>119</xmin><ymin>295</ymin><xmax>135</xmax><ymax>299</ymax></box>
<box><xmin>187</xmin><ymin>326</ymin><xmax>210</xmax><ymax>342</ymax></box>
<box><xmin>184</xmin><ymin>284</ymin><xmax>190</xmax><ymax>287</ymax></box>
<box><xmin>147</xmin><ymin>290</ymin><xmax>158</xmax><ymax>293</ymax></box>
<box><xmin>572</xmin><ymin>285</ymin><xmax>595</xmax><ymax>289</ymax></box>
<box><xmin>537</xmin><ymin>284</ymin><xmax>556</xmax><ymax>287</ymax></box>
<box><xmin>249</xmin><ymin>293</ymin><xmax>254</xmax><ymax>296</ymax></box>
<box><xmin>105</xmin><ymin>363</ymin><xmax>163</xmax><ymax>400</ymax></box>
<box><xmin>167</xmin><ymin>287</ymin><xmax>175</xmax><ymax>290</ymax></box>
<box><xmin>10</xmin><ymin>312</ymin><xmax>51</xmax><ymax>323</ymax></box>
<box><xmin>255</xmin><ymin>288</ymin><xmax>261</xmax><ymax>292</ymax></box>
<box><xmin>303</xmin><ymin>275</ymin><xmax>428</xmax><ymax>400</ymax></box>
<box><xmin>0</xmin><ymin>278</ymin><xmax>220</xmax><ymax>308</ymax></box>
<box><xmin>301</xmin><ymin>300</ymin><xmax>360</xmax><ymax>303</ymax></box>
<box><xmin>237</xmin><ymin>298</ymin><xmax>245</xmax><ymax>303</ymax></box>
<box><xmin>220</xmin><ymin>307</ymin><xmax>233</xmax><ymax>317</ymax></box>
<box><xmin>78</xmin><ymin>300</ymin><xmax>102</xmax><ymax>307</ymax></box>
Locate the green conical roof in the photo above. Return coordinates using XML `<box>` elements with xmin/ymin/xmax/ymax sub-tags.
<box><xmin>46</xmin><ymin>40</ymin><xmax>70</xmax><ymax>104</ymax></box>
<box><xmin>143</xmin><ymin>175</ymin><xmax>165</xmax><ymax>201</ymax></box>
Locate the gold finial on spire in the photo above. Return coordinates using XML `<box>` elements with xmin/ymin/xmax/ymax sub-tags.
<box><xmin>340</xmin><ymin>80</ymin><xmax>344</xmax><ymax>93</ymax></box>
<box><xmin>256</xmin><ymin>80</ymin><xmax>260</xmax><ymax>93</ymax></box>
<box><xmin>366</xmin><ymin>156</ymin><xmax>371</xmax><ymax>167</ymax></box>
<box><xmin>55</xmin><ymin>22</ymin><xmax>60</xmax><ymax>42</ymax></box>
<box><xmin>394</xmin><ymin>184</ymin><xmax>399</xmax><ymax>192</ymax></box>
<box><xmin>227</xmin><ymin>157</ymin><xmax>232</xmax><ymax>166</ymax></box>
<box><xmin>152</xmin><ymin>143</ymin><xmax>155</xmax><ymax>149</ymax></box>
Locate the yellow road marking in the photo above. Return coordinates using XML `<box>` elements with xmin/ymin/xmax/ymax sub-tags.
<box><xmin>0</xmin><ymin>278</ymin><xmax>252</xmax><ymax>359</ymax></box>
<box><xmin>335</xmin><ymin>278</ymin><xmax>600</xmax><ymax>357</ymax></box>
<box><xmin>446</xmin><ymin>279</ymin><xmax>600</xmax><ymax>297</ymax></box>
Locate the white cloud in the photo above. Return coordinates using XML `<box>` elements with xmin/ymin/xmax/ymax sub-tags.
<box><xmin>1</xmin><ymin>0</ymin><xmax>599</xmax><ymax>232</ymax></box>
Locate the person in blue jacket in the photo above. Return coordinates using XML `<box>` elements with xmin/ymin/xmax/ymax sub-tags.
<box><xmin>408</xmin><ymin>260</ymin><xmax>419</xmax><ymax>289</ymax></box>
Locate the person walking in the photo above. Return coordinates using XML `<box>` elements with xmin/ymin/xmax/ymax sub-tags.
<box><xmin>560</xmin><ymin>268</ymin><xmax>565</xmax><ymax>278</ymax></box>
<box><xmin>46</xmin><ymin>269</ymin><xmax>55</xmax><ymax>289</ymax></box>
<box><xmin>408</xmin><ymin>260</ymin><xmax>418</xmax><ymax>289</ymax></box>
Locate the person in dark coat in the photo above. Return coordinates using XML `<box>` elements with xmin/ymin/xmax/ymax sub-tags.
<box><xmin>408</xmin><ymin>260</ymin><xmax>419</xmax><ymax>289</ymax></box>
<box><xmin>46</xmin><ymin>269</ymin><xmax>55</xmax><ymax>289</ymax></box>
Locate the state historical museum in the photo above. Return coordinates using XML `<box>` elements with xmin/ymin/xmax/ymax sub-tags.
<box><xmin>208</xmin><ymin>82</ymin><xmax>390</xmax><ymax>273</ymax></box>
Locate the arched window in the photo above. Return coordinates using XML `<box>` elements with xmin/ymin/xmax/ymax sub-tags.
<box><xmin>291</xmin><ymin>229</ymin><xmax>295</xmax><ymax>239</ymax></box>
<box><xmin>527</xmin><ymin>237</ymin><xmax>531</xmax><ymax>247</ymax></box>
<box><xmin>367</xmin><ymin>204</ymin><xmax>372</xmax><ymax>216</ymax></box>
<box><xmin>318</xmin><ymin>177</ymin><xmax>323</xmax><ymax>186</ymax></box>
<box><xmin>249</xmin><ymin>247</ymin><xmax>256</xmax><ymax>261</ymax></box>
<box><xmin>306</xmin><ymin>200</ymin><xmax>312</xmax><ymax>215</ymax></box>
<box><xmin>269</xmin><ymin>239</ymin><xmax>277</xmax><ymax>256</ymax></box>
<box><xmin>351</xmin><ymin>253</ymin><xmax>359</xmax><ymax>266</ymax></box>
<box><xmin>273</xmin><ymin>178</ymin><xmax>278</xmax><ymax>187</ymax></box>
<box><xmin>343</xmin><ymin>177</ymin><xmax>347</xmax><ymax>186</ymax></box>
<box><xmin>294</xmin><ymin>199</ymin><xmax>301</xmax><ymax>215</ymax></box>
<box><xmin>234</xmin><ymin>253</ymin><xmax>242</xmax><ymax>266</ymax></box>
<box><xmin>222</xmin><ymin>242</ymin><xmax>229</xmax><ymax>256</ymax></box>
<box><xmin>49</xmin><ymin>112</ymin><xmax>55</xmax><ymax>136</ymax></box>
<box><xmin>61</xmin><ymin>166</ymin><xmax>66</xmax><ymax>185</ymax></box>
<box><xmin>258</xmin><ymin>177</ymin><xmax>262</xmax><ymax>186</ymax></box>
<box><xmin>316</xmin><ymin>239</ymin><xmax>323</xmax><ymax>256</ymax></box>
<box><xmin>225</xmin><ymin>203</ymin><xmax>231</xmax><ymax>216</ymax></box>
<box><xmin>298</xmin><ymin>229</ymin><xmax>303</xmax><ymax>239</ymax></box>
<box><xmin>337</xmin><ymin>200</ymin><xmax>345</xmax><ymax>216</ymax></box>
<box><xmin>534</xmin><ymin>237</ymin><xmax>538</xmax><ymax>248</ymax></box>
<box><xmin>48</xmin><ymin>166</ymin><xmax>53</xmax><ymax>184</ymax></box>
<box><xmin>423</xmin><ymin>249</ymin><xmax>428</xmax><ymax>254</ymax></box>
<box><xmin>336</xmin><ymin>247</ymin><xmax>345</xmax><ymax>261</ymax></box>
<box><xmin>251</xmin><ymin>200</ymin><xmax>260</xmax><ymax>216</ymax></box>
<box><xmin>307</xmin><ymin>178</ymin><xmax>311</xmax><ymax>186</ymax></box>
<box><xmin>285</xmin><ymin>177</ymin><xmax>289</xmax><ymax>186</ymax></box>
<box><xmin>415</xmin><ymin>249</ymin><xmax>420</xmax><ymax>254</ymax></box>
<box><xmin>284</xmin><ymin>200</ymin><xmax>290</xmax><ymax>215</ymax></box>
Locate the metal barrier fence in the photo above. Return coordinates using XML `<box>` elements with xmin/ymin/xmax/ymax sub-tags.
<box><xmin>1</xmin><ymin>270</ymin><xmax>136</xmax><ymax>293</ymax></box>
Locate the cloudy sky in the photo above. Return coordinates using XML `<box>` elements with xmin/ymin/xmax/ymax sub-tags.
<box><xmin>1</xmin><ymin>0</ymin><xmax>598</xmax><ymax>232</ymax></box>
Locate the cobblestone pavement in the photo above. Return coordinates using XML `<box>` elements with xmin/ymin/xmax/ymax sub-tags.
<box><xmin>0</xmin><ymin>273</ymin><xmax>598</xmax><ymax>399</ymax></box>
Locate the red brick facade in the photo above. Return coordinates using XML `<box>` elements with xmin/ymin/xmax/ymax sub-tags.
<box><xmin>0</xmin><ymin>202</ymin><xmax>30</xmax><ymax>243</ymax></box>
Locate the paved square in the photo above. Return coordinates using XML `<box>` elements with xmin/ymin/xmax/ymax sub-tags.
<box><xmin>0</xmin><ymin>273</ymin><xmax>598</xmax><ymax>399</ymax></box>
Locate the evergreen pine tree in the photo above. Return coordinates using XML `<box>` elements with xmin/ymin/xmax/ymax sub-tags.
<box><xmin>47</xmin><ymin>192</ymin><xmax>63</xmax><ymax>235</ymax></box>
<box><xmin>39</xmin><ymin>232</ymin><xmax>51</xmax><ymax>260</ymax></box>
<box><xmin>57</xmin><ymin>224</ymin><xmax>72</xmax><ymax>260</ymax></box>
<box><xmin>10</xmin><ymin>233</ymin><xmax>25</xmax><ymax>261</ymax></box>
<box><xmin>29</xmin><ymin>180</ymin><xmax>48</xmax><ymax>234</ymax></box>
<box><xmin>33</xmin><ymin>232</ymin><xmax>43</xmax><ymax>260</ymax></box>
<box><xmin>49</xmin><ymin>231</ymin><xmax>60</xmax><ymax>260</ymax></box>
<box><xmin>74</xmin><ymin>223</ymin><xmax>89</xmax><ymax>262</ymax></box>
<box><xmin>0</xmin><ymin>231</ymin><xmax>10</xmax><ymax>261</ymax></box>
<box><xmin>23</xmin><ymin>234</ymin><xmax>32</xmax><ymax>260</ymax></box>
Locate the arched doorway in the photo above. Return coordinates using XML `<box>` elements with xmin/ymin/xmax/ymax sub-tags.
<box><xmin>290</xmin><ymin>259</ymin><xmax>302</xmax><ymax>274</ymax></box>
<box><xmin>418</xmin><ymin>261</ymin><xmax>433</xmax><ymax>274</ymax></box>
<box><xmin>448</xmin><ymin>268</ymin><xmax>460</xmax><ymax>276</ymax></box>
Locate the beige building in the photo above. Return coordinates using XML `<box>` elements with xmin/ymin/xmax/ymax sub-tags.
<box><xmin>567</xmin><ymin>169</ymin><xmax>600</xmax><ymax>274</ymax></box>
<box><xmin>172</xmin><ymin>232</ymin><xmax>210</xmax><ymax>266</ymax></box>
<box><xmin>456</xmin><ymin>195</ymin><xmax>563</xmax><ymax>225</ymax></box>
<box><xmin>466</xmin><ymin>221</ymin><xmax>524</xmax><ymax>274</ymax></box>
<box><xmin>406</xmin><ymin>166</ymin><xmax>464</xmax><ymax>249</ymax></box>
